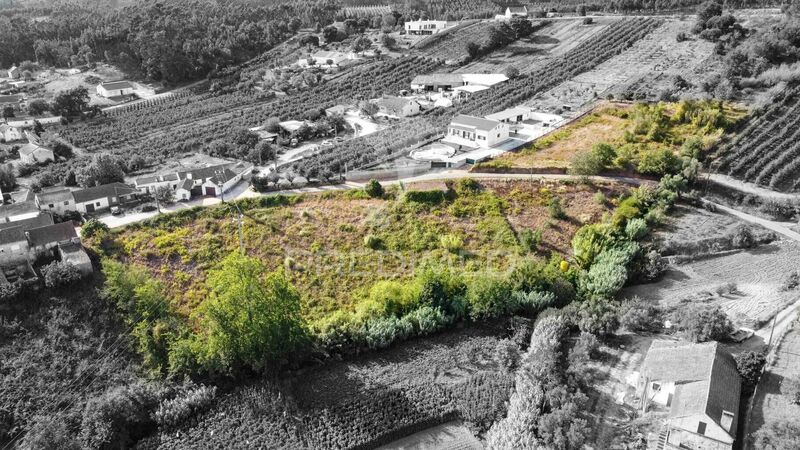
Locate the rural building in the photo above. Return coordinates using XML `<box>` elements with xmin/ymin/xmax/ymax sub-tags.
<box><xmin>0</xmin><ymin>124</ymin><xmax>23</xmax><ymax>142</ymax></box>
<box><xmin>278</xmin><ymin>120</ymin><xmax>309</xmax><ymax>135</ymax></box>
<box><xmin>411</xmin><ymin>73</ymin><xmax>508</xmax><ymax>92</ymax></box>
<box><xmin>0</xmin><ymin>200</ymin><xmax>41</xmax><ymax>223</ymax></box>
<box><xmin>504</xmin><ymin>6</ymin><xmax>528</xmax><ymax>19</ymax></box>
<box><xmin>404</xmin><ymin>20</ymin><xmax>447</xmax><ymax>35</ymax></box>
<box><xmin>0</xmin><ymin>213</ymin><xmax>91</xmax><ymax>278</ymax></box>
<box><xmin>485</xmin><ymin>107</ymin><xmax>532</xmax><ymax>124</ymax></box>
<box><xmin>18</xmin><ymin>143</ymin><xmax>54</xmax><ymax>165</ymax></box>
<box><xmin>375</xmin><ymin>96</ymin><xmax>420</xmax><ymax>117</ymax></box>
<box><xmin>7</xmin><ymin>116</ymin><xmax>63</xmax><ymax>128</ymax></box>
<box><xmin>639</xmin><ymin>341</ymin><xmax>741</xmax><ymax>450</ymax></box>
<box><xmin>299</xmin><ymin>51</ymin><xmax>351</xmax><ymax>67</ymax></box>
<box><xmin>135</xmin><ymin>162</ymin><xmax>250</xmax><ymax>200</ymax></box>
<box><xmin>7</xmin><ymin>66</ymin><xmax>19</xmax><ymax>79</ymax></box>
<box><xmin>445</xmin><ymin>115</ymin><xmax>509</xmax><ymax>148</ymax></box>
<box><xmin>96</xmin><ymin>81</ymin><xmax>135</xmax><ymax>98</ymax></box>
<box><xmin>73</xmin><ymin>182</ymin><xmax>138</xmax><ymax>213</ymax></box>
<box><xmin>0</xmin><ymin>94</ymin><xmax>23</xmax><ymax>107</ymax></box>
<box><xmin>34</xmin><ymin>189</ymin><xmax>76</xmax><ymax>216</ymax></box>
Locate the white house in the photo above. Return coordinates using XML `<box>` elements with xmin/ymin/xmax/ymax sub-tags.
<box><xmin>445</xmin><ymin>115</ymin><xmax>509</xmax><ymax>149</ymax></box>
<box><xmin>96</xmin><ymin>81</ymin><xmax>135</xmax><ymax>98</ymax></box>
<box><xmin>72</xmin><ymin>182</ymin><xmax>138</xmax><ymax>213</ymax></box>
<box><xmin>639</xmin><ymin>341</ymin><xmax>741</xmax><ymax>450</ymax></box>
<box><xmin>505</xmin><ymin>6</ymin><xmax>528</xmax><ymax>18</ymax></box>
<box><xmin>0</xmin><ymin>124</ymin><xmax>23</xmax><ymax>142</ymax></box>
<box><xmin>0</xmin><ymin>201</ymin><xmax>41</xmax><ymax>223</ymax></box>
<box><xmin>411</xmin><ymin>73</ymin><xmax>508</xmax><ymax>92</ymax></box>
<box><xmin>405</xmin><ymin>20</ymin><xmax>447</xmax><ymax>35</ymax></box>
<box><xmin>375</xmin><ymin>96</ymin><xmax>420</xmax><ymax>117</ymax></box>
<box><xmin>136</xmin><ymin>162</ymin><xmax>250</xmax><ymax>200</ymax></box>
<box><xmin>18</xmin><ymin>143</ymin><xmax>54</xmax><ymax>165</ymax></box>
<box><xmin>7</xmin><ymin>66</ymin><xmax>20</xmax><ymax>79</ymax></box>
<box><xmin>34</xmin><ymin>189</ymin><xmax>76</xmax><ymax>216</ymax></box>
<box><xmin>485</xmin><ymin>107</ymin><xmax>533</xmax><ymax>124</ymax></box>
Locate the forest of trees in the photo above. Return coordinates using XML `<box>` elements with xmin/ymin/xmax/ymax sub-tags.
<box><xmin>0</xmin><ymin>0</ymin><xmax>341</xmax><ymax>83</ymax></box>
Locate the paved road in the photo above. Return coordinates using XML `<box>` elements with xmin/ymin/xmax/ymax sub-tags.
<box><xmin>705</xmin><ymin>173</ymin><xmax>800</xmax><ymax>202</ymax></box>
<box><xmin>703</xmin><ymin>200</ymin><xmax>800</xmax><ymax>242</ymax></box>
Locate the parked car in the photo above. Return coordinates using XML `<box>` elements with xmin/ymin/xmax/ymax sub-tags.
<box><xmin>111</xmin><ymin>206</ymin><xmax>123</xmax><ymax>216</ymax></box>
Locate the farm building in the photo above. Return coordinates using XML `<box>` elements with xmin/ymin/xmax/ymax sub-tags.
<box><xmin>72</xmin><ymin>182</ymin><xmax>138</xmax><ymax>213</ymax></box>
<box><xmin>7</xmin><ymin>116</ymin><xmax>63</xmax><ymax>128</ymax></box>
<box><xmin>411</xmin><ymin>73</ymin><xmax>508</xmax><ymax>92</ymax></box>
<box><xmin>0</xmin><ymin>124</ymin><xmax>23</xmax><ymax>142</ymax></box>
<box><xmin>34</xmin><ymin>189</ymin><xmax>76</xmax><ymax>216</ymax></box>
<box><xmin>7</xmin><ymin>66</ymin><xmax>19</xmax><ymax>79</ymax></box>
<box><xmin>375</xmin><ymin>96</ymin><xmax>420</xmax><ymax>117</ymax></box>
<box><xmin>504</xmin><ymin>6</ymin><xmax>528</xmax><ymax>19</ymax></box>
<box><xmin>444</xmin><ymin>115</ymin><xmax>509</xmax><ymax>149</ymax></box>
<box><xmin>135</xmin><ymin>162</ymin><xmax>251</xmax><ymax>200</ymax></box>
<box><xmin>639</xmin><ymin>341</ymin><xmax>740</xmax><ymax>450</ymax></box>
<box><xmin>0</xmin><ymin>94</ymin><xmax>23</xmax><ymax>107</ymax></box>
<box><xmin>0</xmin><ymin>213</ymin><xmax>91</xmax><ymax>278</ymax></box>
<box><xmin>18</xmin><ymin>143</ymin><xmax>54</xmax><ymax>165</ymax></box>
<box><xmin>278</xmin><ymin>120</ymin><xmax>309</xmax><ymax>134</ymax></box>
<box><xmin>96</xmin><ymin>81</ymin><xmax>135</xmax><ymax>98</ymax></box>
<box><xmin>0</xmin><ymin>201</ymin><xmax>41</xmax><ymax>223</ymax></box>
<box><xmin>485</xmin><ymin>107</ymin><xmax>533</xmax><ymax>124</ymax></box>
<box><xmin>404</xmin><ymin>20</ymin><xmax>447</xmax><ymax>35</ymax></box>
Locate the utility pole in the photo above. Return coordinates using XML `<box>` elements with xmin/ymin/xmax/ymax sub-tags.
<box><xmin>216</xmin><ymin>168</ymin><xmax>245</xmax><ymax>254</ymax></box>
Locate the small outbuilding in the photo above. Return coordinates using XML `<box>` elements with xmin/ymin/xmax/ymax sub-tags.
<box><xmin>96</xmin><ymin>81</ymin><xmax>135</xmax><ymax>98</ymax></box>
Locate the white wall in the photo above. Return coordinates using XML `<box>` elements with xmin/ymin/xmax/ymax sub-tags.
<box><xmin>76</xmin><ymin>197</ymin><xmax>110</xmax><ymax>213</ymax></box>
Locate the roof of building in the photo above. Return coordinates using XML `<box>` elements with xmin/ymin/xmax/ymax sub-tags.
<box><xmin>642</xmin><ymin>340</ymin><xmax>741</xmax><ymax>439</ymax></box>
<box><xmin>376</xmin><ymin>96</ymin><xmax>418</xmax><ymax>115</ymax></box>
<box><xmin>0</xmin><ymin>94</ymin><xmax>23</xmax><ymax>104</ymax></box>
<box><xmin>178</xmin><ymin>178</ymin><xmax>194</xmax><ymax>191</ymax></box>
<box><xmin>485</xmin><ymin>107</ymin><xmax>532</xmax><ymax>122</ymax></box>
<box><xmin>411</xmin><ymin>74</ymin><xmax>466</xmax><ymax>87</ymax></box>
<box><xmin>406</xmin><ymin>19</ymin><xmax>447</xmax><ymax>25</ymax></box>
<box><xmin>26</xmin><ymin>221</ymin><xmax>77</xmax><ymax>247</ymax></box>
<box><xmin>278</xmin><ymin>120</ymin><xmax>307</xmax><ymax>132</ymax></box>
<box><xmin>18</xmin><ymin>143</ymin><xmax>53</xmax><ymax>158</ymax></box>
<box><xmin>99</xmin><ymin>81</ymin><xmax>134</xmax><ymax>90</ymax></box>
<box><xmin>0</xmin><ymin>124</ymin><xmax>20</xmax><ymax>133</ymax></box>
<box><xmin>73</xmin><ymin>183</ymin><xmax>138</xmax><ymax>204</ymax></box>
<box><xmin>36</xmin><ymin>189</ymin><xmax>73</xmax><ymax>205</ymax></box>
<box><xmin>0</xmin><ymin>213</ymin><xmax>54</xmax><ymax>245</ymax></box>
<box><xmin>208</xmin><ymin>168</ymin><xmax>238</xmax><ymax>185</ymax></box>
<box><xmin>507</xmin><ymin>6</ymin><xmax>528</xmax><ymax>13</ymax></box>
<box><xmin>450</xmin><ymin>114</ymin><xmax>502</xmax><ymax>132</ymax></box>
<box><xmin>0</xmin><ymin>201</ymin><xmax>40</xmax><ymax>220</ymax></box>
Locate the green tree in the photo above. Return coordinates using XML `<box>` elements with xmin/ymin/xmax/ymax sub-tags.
<box><xmin>194</xmin><ymin>253</ymin><xmax>307</xmax><ymax>372</ymax></box>
<box><xmin>52</xmin><ymin>87</ymin><xmax>89</xmax><ymax>117</ymax></box>
<box><xmin>364</xmin><ymin>179</ymin><xmax>384</xmax><ymax>198</ymax></box>
<box><xmin>77</xmin><ymin>155</ymin><xmax>125</xmax><ymax>187</ymax></box>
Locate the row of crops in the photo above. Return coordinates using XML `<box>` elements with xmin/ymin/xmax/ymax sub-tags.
<box><xmin>60</xmin><ymin>57</ymin><xmax>442</xmax><ymax>160</ymax></box>
<box><xmin>717</xmin><ymin>85</ymin><xmax>800</xmax><ymax>192</ymax></box>
<box><xmin>149</xmin><ymin>372</ymin><xmax>513</xmax><ymax>449</ymax></box>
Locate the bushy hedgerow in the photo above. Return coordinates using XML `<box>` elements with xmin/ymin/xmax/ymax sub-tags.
<box><xmin>42</xmin><ymin>261</ymin><xmax>83</xmax><ymax>289</ymax></box>
<box><xmin>153</xmin><ymin>384</ymin><xmax>217</xmax><ymax>428</ymax></box>
<box><xmin>80</xmin><ymin>218</ymin><xmax>109</xmax><ymax>239</ymax></box>
<box><xmin>671</xmin><ymin>305</ymin><xmax>734</xmax><ymax>342</ymax></box>
<box><xmin>619</xmin><ymin>296</ymin><xmax>663</xmax><ymax>332</ymax></box>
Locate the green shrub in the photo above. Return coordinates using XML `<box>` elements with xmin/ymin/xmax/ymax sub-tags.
<box><xmin>576</xmin><ymin>298</ymin><xmax>619</xmax><ymax>337</ymax></box>
<box><xmin>403</xmin><ymin>305</ymin><xmax>450</xmax><ymax>334</ymax></box>
<box><xmin>511</xmin><ymin>290</ymin><xmax>555</xmax><ymax>315</ymax></box>
<box><xmin>593</xmin><ymin>190</ymin><xmax>607</xmax><ymax>205</ymax></box>
<box><xmin>624</xmin><ymin>217</ymin><xmax>649</xmax><ymax>240</ymax></box>
<box><xmin>572</xmin><ymin>223</ymin><xmax>617</xmax><ymax>268</ymax></box>
<box><xmin>547</xmin><ymin>196</ymin><xmax>567</xmax><ymax>219</ymax></box>
<box><xmin>363</xmin><ymin>234</ymin><xmax>382</xmax><ymax>250</ymax></box>
<box><xmin>81</xmin><ymin>218</ymin><xmax>109</xmax><ymax>239</ymax></box>
<box><xmin>417</xmin><ymin>265</ymin><xmax>467</xmax><ymax>319</ymax></box>
<box><xmin>455</xmin><ymin>178</ymin><xmax>481</xmax><ymax>195</ymax></box>
<box><xmin>356</xmin><ymin>279</ymin><xmax>422</xmax><ymax>320</ymax></box>
<box><xmin>364</xmin><ymin>179</ymin><xmax>384</xmax><ymax>198</ymax></box>
<box><xmin>439</xmin><ymin>233</ymin><xmax>464</xmax><ymax>253</ymax></box>
<box><xmin>403</xmin><ymin>190</ymin><xmax>446</xmax><ymax>205</ymax></box>
<box><xmin>580</xmin><ymin>242</ymin><xmax>639</xmax><ymax>300</ymax></box>
<box><xmin>735</xmin><ymin>351</ymin><xmax>767</xmax><ymax>386</ymax></box>
<box><xmin>493</xmin><ymin>339</ymin><xmax>520</xmax><ymax>372</ymax></box>
<box><xmin>79</xmin><ymin>382</ymin><xmax>159</xmax><ymax>449</ymax></box>
<box><xmin>519</xmin><ymin>228</ymin><xmax>542</xmax><ymax>253</ymax></box>
<box><xmin>465</xmin><ymin>273</ymin><xmax>514</xmax><ymax>320</ymax></box>
<box><xmin>153</xmin><ymin>384</ymin><xmax>217</xmax><ymax>428</ymax></box>
<box><xmin>312</xmin><ymin>310</ymin><xmax>363</xmax><ymax>350</ymax></box>
<box><xmin>41</xmin><ymin>261</ymin><xmax>83</xmax><ymax>288</ymax></box>
<box><xmin>671</xmin><ymin>305</ymin><xmax>733</xmax><ymax>342</ymax></box>
<box><xmin>637</xmin><ymin>148</ymin><xmax>682</xmax><ymax>176</ymax></box>
<box><xmin>364</xmin><ymin>316</ymin><xmax>411</xmax><ymax>349</ymax></box>
<box><xmin>619</xmin><ymin>296</ymin><xmax>663</xmax><ymax>332</ymax></box>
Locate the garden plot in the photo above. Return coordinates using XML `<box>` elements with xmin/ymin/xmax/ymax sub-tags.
<box><xmin>624</xmin><ymin>206</ymin><xmax>800</xmax><ymax>329</ymax></box>
<box><xmin>747</xmin><ymin>326</ymin><xmax>800</xmax><ymax>449</ymax></box>
<box><xmin>526</xmin><ymin>18</ymin><xmax>719</xmax><ymax>115</ymax></box>
<box><xmin>454</xmin><ymin>18</ymin><xmax>618</xmax><ymax>75</ymax></box>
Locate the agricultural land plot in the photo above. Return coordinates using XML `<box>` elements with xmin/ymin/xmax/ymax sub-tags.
<box><xmin>526</xmin><ymin>18</ymin><xmax>720</xmax><ymax>115</ymax></box>
<box><xmin>104</xmin><ymin>179</ymin><xmax>628</xmax><ymax>321</ymax></box>
<box><xmin>623</xmin><ymin>206</ymin><xmax>800</xmax><ymax>329</ymax></box>
<box><xmin>145</xmin><ymin>322</ymin><xmax>514</xmax><ymax>449</ymax></box>
<box><xmin>582</xmin><ymin>333</ymin><xmax>659</xmax><ymax>449</ymax></box>
<box><xmin>415</xmin><ymin>21</ymin><xmax>498</xmax><ymax>62</ymax></box>
<box><xmin>454</xmin><ymin>17</ymin><xmax>618</xmax><ymax>75</ymax></box>
<box><xmin>747</xmin><ymin>325</ymin><xmax>800</xmax><ymax>449</ymax></box>
<box><xmin>481</xmin><ymin>101</ymin><xmax>745</xmax><ymax>172</ymax></box>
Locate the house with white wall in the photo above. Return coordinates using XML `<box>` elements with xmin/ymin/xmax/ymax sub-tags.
<box><xmin>34</xmin><ymin>189</ymin><xmax>76</xmax><ymax>216</ymax></box>
<box><xmin>7</xmin><ymin>66</ymin><xmax>20</xmax><ymax>79</ymax></box>
<box><xmin>375</xmin><ymin>96</ymin><xmax>420</xmax><ymax>117</ymax></box>
<box><xmin>96</xmin><ymin>81</ymin><xmax>135</xmax><ymax>98</ymax></box>
<box><xmin>18</xmin><ymin>142</ymin><xmax>54</xmax><ymax>165</ymax></box>
<box><xmin>298</xmin><ymin>51</ymin><xmax>353</xmax><ymax>67</ymax></box>
<box><xmin>445</xmin><ymin>115</ymin><xmax>509</xmax><ymax>149</ymax></box>
<box><xmin>135</xmin><ymin>162</ymin><xmax>250</xmax><ymax>200</ymax></box>
<box><xmin>72</xmin><ymin>182</ymin><xmax>138</xmax><ymax>213</ymax></box>
<box><xmin>639</xmin><ymin>341</ymin><xmax>741</xmax><ymax>450</ymax></box>
<box><xmin>405</xmin><ymin>20</ymin><xmax>447</xmax><ymax>35</ymax></box>
<box><xmin>0</xmin><ymin>124</ymin><xmax>23</xmax><ymax>142</ymax></box>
